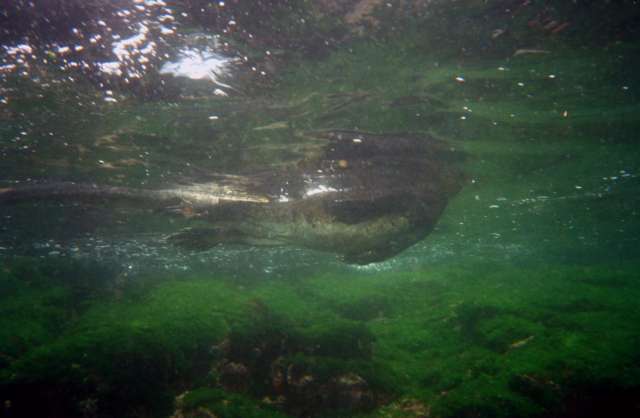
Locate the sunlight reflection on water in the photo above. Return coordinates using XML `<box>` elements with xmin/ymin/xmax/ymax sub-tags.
<box><xmin>159</xmin><ymin>47</ymin><xmax>236</xmax><ymax>85</ymax></box>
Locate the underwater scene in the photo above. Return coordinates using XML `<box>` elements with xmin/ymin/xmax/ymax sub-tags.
<box><xmin>1</xmin><ymin>1</ymin><xmax>639</xmax><ymax>417</ymax></box>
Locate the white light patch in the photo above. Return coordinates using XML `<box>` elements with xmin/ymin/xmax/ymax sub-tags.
<box><xmin>158</xmin><ymin>14</ymin><xmax>174</xmax><ymax>22</ymax></box>
<box><xmin>159</xmin><ymin>48</ymin><xmax>234</xmax><ymax>83</ymax></box>
<box><xmin>305</xmin><ymin>185</ymin><xmax>338</xmax><ymax>197</ymax></box>
<box><xmin>98</xmin><ymin>61</ymin><xmax>122</xmax><ymax>76</ymax></box>
<box><xmin>0</xmin><ymin>64</ymin><xmax>17</xmax><ymax>73</ymax></box>
<box><xmin>5</xmin><ymin>44</ymin><xmax>33</xmax><ymax>56</ymax></box>
<box><xmin>112</xmin><ymin>26</ymin><xmax>149</xmax><ymax>61</ymax></box>
<box><xmin>141</xmin><ymin>0</ymin><xmax>166</xmax><ymax>5</ymax></box>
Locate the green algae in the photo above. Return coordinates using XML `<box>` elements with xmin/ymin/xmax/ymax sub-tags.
<box><xmin>2</xmin><ymin>256</ymin><xmax>639</xmax><ymax>417</ymax></box>
<box><xmin>1</xmin><ymin>270</ymin><xmax>244</xmax><ymax>417</ymax></box>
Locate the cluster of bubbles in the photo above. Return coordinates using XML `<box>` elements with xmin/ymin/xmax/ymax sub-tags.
<box><xmin>0</xmin><ymin>0</ymin><xmax>256</xmax><ymax>101</ymax></box>
<box><xmin>0</xmin><ymin>232</ymin><xmax>352</xmax><ymax>280</ymax></box>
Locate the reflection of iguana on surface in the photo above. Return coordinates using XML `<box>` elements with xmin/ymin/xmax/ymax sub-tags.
<box><xmin>0</xmin><ymin>131</ymin><xmax>464</xmax><ymax>264</ymax></box>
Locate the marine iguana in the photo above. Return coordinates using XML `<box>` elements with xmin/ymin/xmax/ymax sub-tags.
<box><xmin>0</xmin><ymin>130</ymin><xmax>464</xmax><ymax>264</ymax></box>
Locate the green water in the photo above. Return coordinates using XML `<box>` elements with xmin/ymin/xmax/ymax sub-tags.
<box><xmin>1</xmin><ymin>1</ymin><xmax>640</xmax><ymax>417</ymax></box>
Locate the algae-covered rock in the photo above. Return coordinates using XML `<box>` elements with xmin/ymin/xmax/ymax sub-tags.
<box><xmin>0</xmin><ymin>272</ymin><xmax>239</xmax><ymax>418</ymax></box>
<box><xmin>193</xmin><ymin>301</ymin><xmax>390</xmax><ymax>416</ymax></box>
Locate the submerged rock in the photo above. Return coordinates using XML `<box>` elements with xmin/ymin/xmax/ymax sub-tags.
<box><xmin>171</xmin><ymin>392</ymin><xmax>221</xmax><ymax>418</ymax></box>
<box><xmin>0</xmin><ymin>130</ymin><xmax>464</xmax><ymax>264</ymax></box>
<box><xmin>385</xmin><ymin>398</ymin><xmax>432</xmax><ymax>417</ymax></box>
<box><xmin>218</xmin><ymin>361</ymin><xmax>251</xmax><ymax>393</ymax></box>
<box><xmin>328</xmin><ymin>372</ymin><xmax>375</xmax><ymax>411</ymax></box>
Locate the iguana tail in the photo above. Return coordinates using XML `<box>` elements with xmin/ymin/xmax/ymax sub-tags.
<box><xmin>0</xmin><ymin>182</ymin><xmax>160</xmax><ymax>205</ymax></box>
<box><xmin>0</xmin><ymin>181</ymin><xmax>270</xmax><ymax>208</ymax></box>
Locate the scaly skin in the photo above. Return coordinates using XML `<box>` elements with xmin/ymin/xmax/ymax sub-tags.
<box><xmin>1</xmin><ymin>131</ymin><xmax>464</xmax><ymax>263</ymax></box>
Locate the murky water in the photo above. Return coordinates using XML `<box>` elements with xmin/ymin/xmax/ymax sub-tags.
<box><xmin>1</xmin><ymin>1</ymin><xmax>640</xmax><ymax>418</ymax></box>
